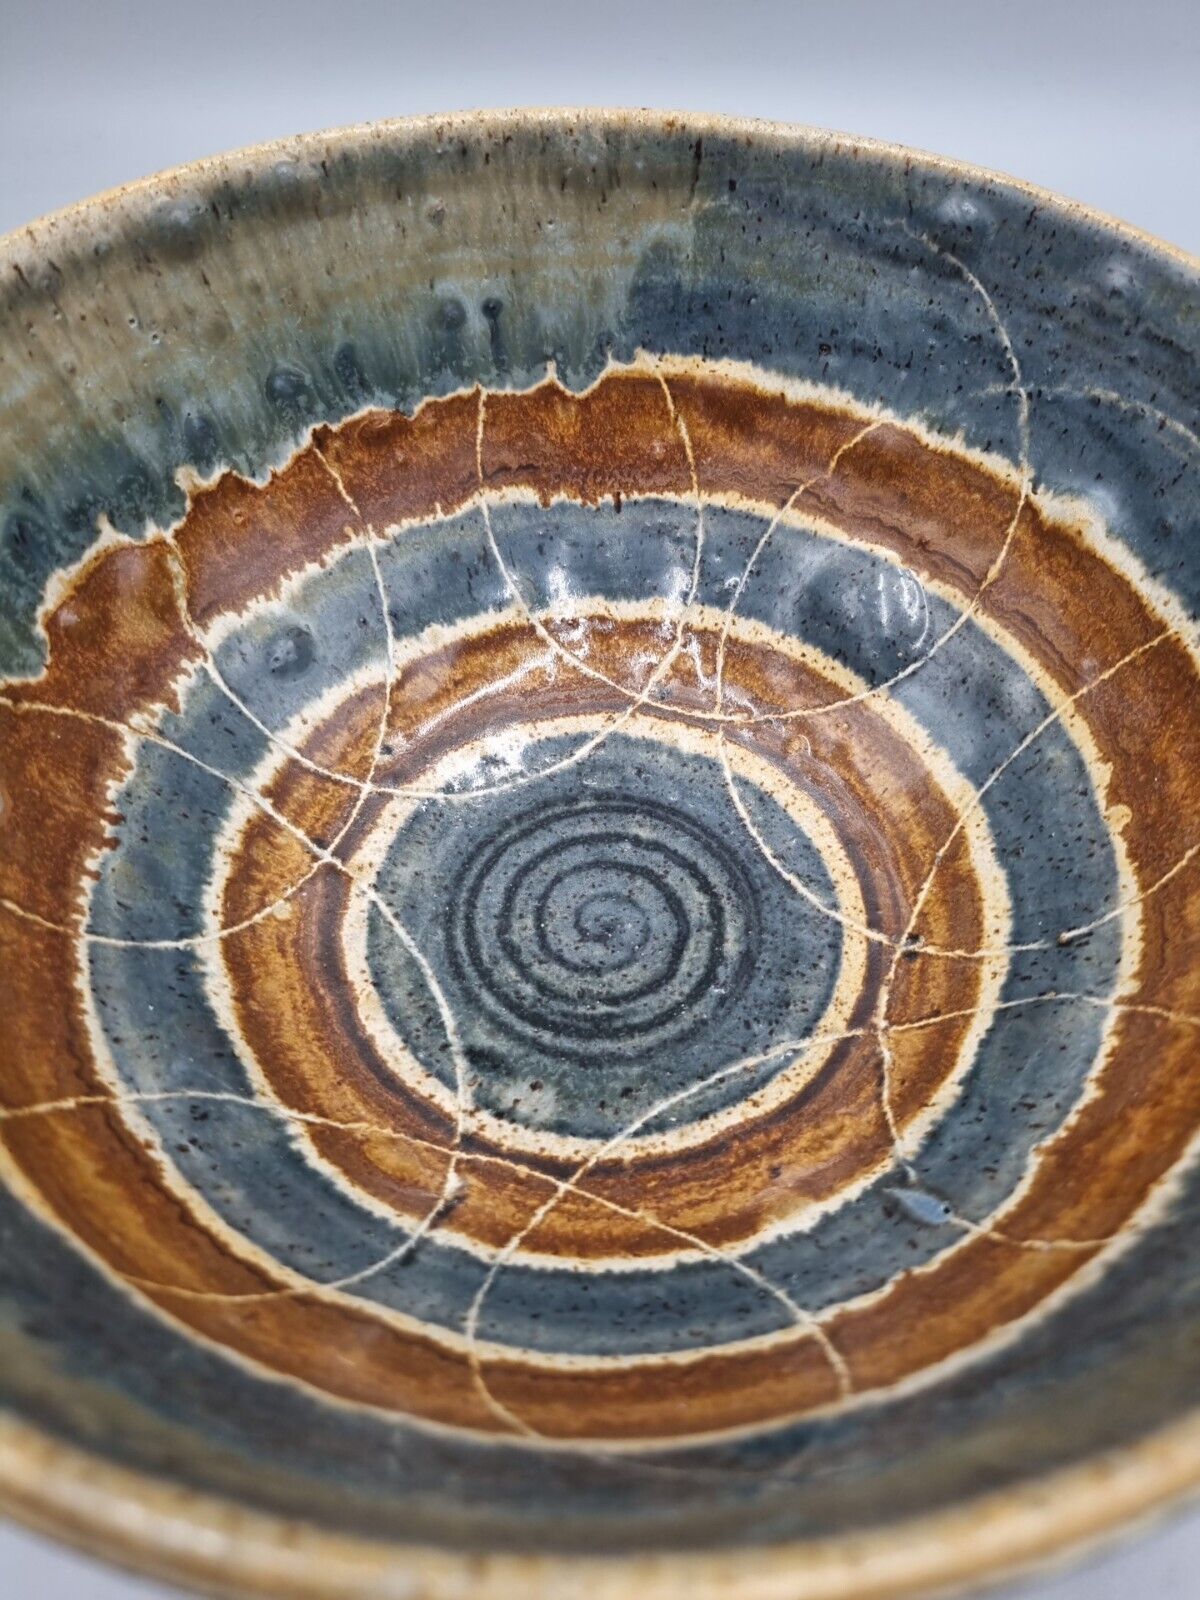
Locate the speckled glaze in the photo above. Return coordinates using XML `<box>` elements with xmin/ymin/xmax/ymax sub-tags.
<box><xmin>0</xmin><ymin>111</ymin><xmax>1198</xmax><ymax>1600</ymax></box>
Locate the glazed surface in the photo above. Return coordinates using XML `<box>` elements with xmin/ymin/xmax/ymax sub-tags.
<box><xmin>0</xmin><ymin>113</ymin><xmax>1198</xmax><ymax>1587</ymax></box>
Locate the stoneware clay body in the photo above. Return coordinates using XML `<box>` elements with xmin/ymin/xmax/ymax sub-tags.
<box><xmin>0</xmin><ymin>110</ymin><xmax>1198</xmax><ymax>1600</ymax></box>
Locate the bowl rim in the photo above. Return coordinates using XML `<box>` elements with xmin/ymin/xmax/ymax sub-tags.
<box><xmin>1</xmin><ymin>107</ymin><xmax>1197</xmax><ymax>1600</ymax></box>
<box><xmin>4</xmin><ymin>1407</ymin><xmax>1200</xmax><ymax>1600</ymax></box>
<box><xmin>2</xmin><ymin>105</ymin><xmax>1197</xmax><ymax>270</ymax></box>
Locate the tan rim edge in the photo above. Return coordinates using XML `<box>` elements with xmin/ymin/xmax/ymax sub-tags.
<box><xmin>2</xmin><ymin>1410</ymin><xmax>1199</xmax><ymax>1600</ymax></box>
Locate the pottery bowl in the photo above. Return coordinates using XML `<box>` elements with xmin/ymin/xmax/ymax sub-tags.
<box><xmin>1</xmin><ymin>112</ymin><xmax>1198</xmax><ymax>1600</ymax></box>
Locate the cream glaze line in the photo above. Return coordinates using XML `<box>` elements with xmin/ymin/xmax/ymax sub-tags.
<box><xmin>472</xmin><ymin>365</ymin><xmax>708</xmax><ymax>762</ymax></box>
<box><xmin>120</xmin><ymin>691</ymin><xmax>865</xmax><ymax>1317</ymax></box>
<box><xmin>714</xmin><ymin>625</ymin><xmax>1189</xmax><ymax>963</ymax></box>
<box><xmin>2</xmin><ymin>375</ymin><xmax>1190</xmax><ymax>1257</ymax></box>
<box><xmin>0</xmin><ymin>986</ymin><xmax>1180</xmax><ymax>1344</ymax></box>
<box><xmin>2</xmin><ymin>605</ymin><xmax>1196</xmax><ymax>966</ymax></box>
<box><xmin>4</xmin><ymin>368</ymin><xmax>1196</xmax><ymax>1459</ymax></box>
<box><xmin>322</xmin><ymin>702</ymin><xmax>875</xmax><ymax>1169</ymax></box>
<box><xmin>147</xmin><ymin>465</ymin><xmax>1200</xmax><ymax>767</ymax></box>
<box><xmin>4</xmin><ymin>979</ymin><xmax>1197</xmax><ymax>1256</ymax></box>
<box><xmin>17</xmin><ymin>348</ymin><xmax>1177</xmax><ymax>847</ymax></box>
<box><xmin>866</xmin><ymin>642</ymin><xmax>1173</xmax><ymax>1252</ymax></box>
<box><xmin>0</xmin><ymin>457</ymin><xmax>1056</xmax><ymax>972</ymax></box>
<box><xmin>4</xmin><ymin>1002</ymin><xmax>1200</xmax><ymax>1462</ymax></box>
<box><xmin>25</xmin><ymin>656</ymin><xmax>1177</xmax><ymax>1267</ymax></box>
<box><xmin>297</xmin><ymin>442</ymin><xmax>477</xmax><ymax>1298</ymax></box>
<box><xmin>452</xmin><ymin>228</ymin><xmax>1036</xmax><ymax>735</ymax></box>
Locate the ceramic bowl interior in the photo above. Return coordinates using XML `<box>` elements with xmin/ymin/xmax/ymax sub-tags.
<box><xmin>0</xmin><ymin>111</ymin><xmax>1198</xmax><ymax>1600</ymax></box>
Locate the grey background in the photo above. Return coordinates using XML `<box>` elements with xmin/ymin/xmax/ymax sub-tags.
<box><xmin>0</xmin><ymin>0</ymin><xmax>1196</xmax><ymax>1595</ymax></box>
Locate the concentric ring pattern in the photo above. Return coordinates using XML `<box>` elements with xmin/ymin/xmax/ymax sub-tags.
<box><xmin>0</xmin><ymin>114</ymin><xmax>1198</xmax><ymax>1598</ymax></box>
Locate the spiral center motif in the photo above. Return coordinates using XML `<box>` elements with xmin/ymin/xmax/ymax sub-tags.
<box><xmin>455</xmin><ymin>796</ymin><xmax>756</xmax><ymax>1043</ymax></box>
<box><xmin>365</xmin><ymin>733</ymin><xmax>836</xmax><ymax>1140</ymax></box>
<box><xmin>552</xmin><ymin>882</ymin><xmax>657</xmax><ymax>972</ymax></box>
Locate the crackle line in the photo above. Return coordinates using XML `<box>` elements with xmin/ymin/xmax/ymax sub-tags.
<box><xmin>143</xmin><ymin>382</ymin><xmax>704</xmax><ymax>812</ymax></box>
<box><xmin>724</xmin><ymin>222</ymin><xmax>1034</xmax><ymax>731</ymax></box>
<box><xmin>472</xmin><ymin>374</ymin><xmax>707</xmax><ymax>761</ymax></box>
<box><xmin>461</xmin><ymin>1043</ymin><xmax>856</xmax><ymax>1437</ymax></box>
<box><xmin>894</xmin><ymin>990</ymin><xmax>1200</xmax><ymax>1038</ymax></box>
<box><xmin>14</xmin><ymin>984</ymin><xmax>1194</xmax><ymax>1201</ymax></box>
<box><xmin>156</xmin><ymin>524</ymin><xmax>546</xmax><ymax>810</ymax></box>
<box><xmin>112</xmin><ymin>485</ymin><xmax>488</xmax><ymax>812</ymax></box>
<box><xmin>37</xmin><ymin>327</ymin><xmax>1034</xmax><ymax>864</ymax></box>
<box><xmin>705</xmin><ymin>413</ymin><xmax>943</xmax><ymax>950</ymax></box>
<box><xmin>1</xmin><ymin>663</ymin><xmax>480</xmax><ymax>1297</ymax></box>
<box><xmin>888</xmin><ymin>626</ymin><xmax>1181</xmax><ymax>961</ymax></box>
<box><xmin>4</xmin><ymin>979</ymin><xmax>1194</xmax><ymax>1298</ymax></box>
<box><xmin>886</xmin><ymin>980</ymin><xmax>1200</xmax><ymax>1255</ymax></box>
<box><xmin>5</xmin><ymin>618</ymin><xmax>1192</xmax><ymax>967</ymax></box>
<box><xmin>0</xmin><ymin>1024</ymin><xmax>860</xmax><ymax>1315</ymax></box>
<box><xmin>1055</xmin><ymin>843</ymin><xmax>1200</xmax><ymax>946</ymax></box>
<box><xmin>971</xmin><ymin>380</ymin><xmax>1200</xmax><ymax>462</ymax></box>
<box><xmin>198</xmin><ymin>1014</ymin><xmax>868</xmax><ymax>1321</ymax></box>
<box><xmin>869</xmin><ymin>626</ymin><xmax>1192</xmax><ymax>1251</ymax></box>
<box><xmin>909</xmin><ymin>834</ymin><xmax>1200</xmax><ymax>962</ymax></box>
<box><xmin>713</xmin><ymin>420</ymin><xmax>886</xmax><ymax>719</ymax></box>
